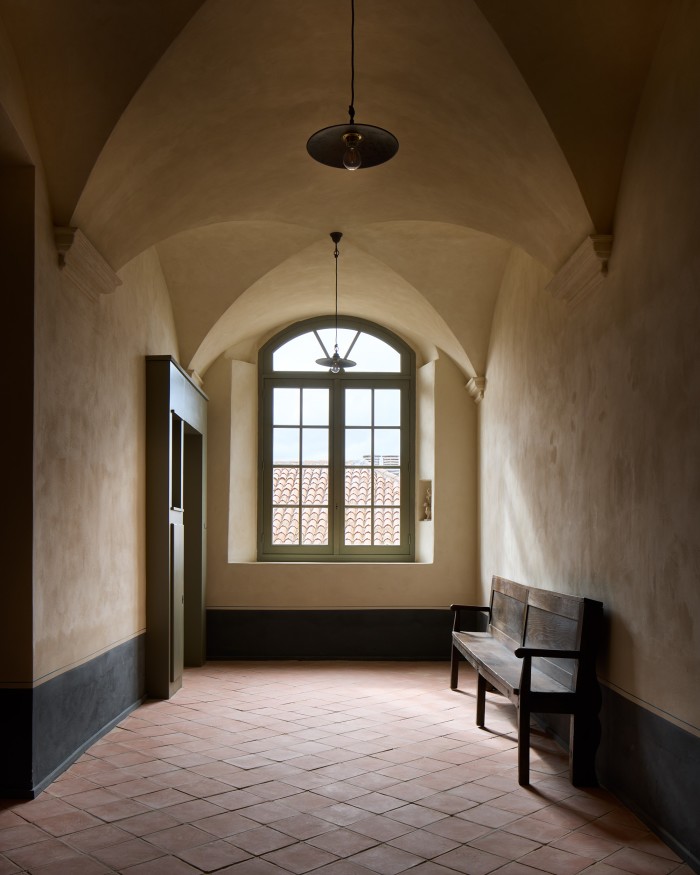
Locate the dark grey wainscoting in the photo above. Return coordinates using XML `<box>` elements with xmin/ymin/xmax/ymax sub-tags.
<box><xmin>597</xmin><ymin>685</ymin><xmax>700</xmax><ymax>873</ymax></box>
<box><xmin>0</xmin><ymin>634</ymin><xmax>146</xmax><ymax>798</ymax></box>
<box><xmin>206</xmin><ymin>608</ymin><xmax>457</xmax><ymax>661</ymax></box>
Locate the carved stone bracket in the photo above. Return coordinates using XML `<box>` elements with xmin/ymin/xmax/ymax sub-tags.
<box><xmin>546</xmin><ymin>234</ymin><xmax>613</xmax><ymax>307</ymax></box>
<box><xmin>188</xmin><ymin>370</ymin><xmax>204</xmax><ymax>389</ymax></box>
<box><xmin>466</xmin><ymin>376</ymin><xmax>486</xmax><ymax>404</ymax></box>
<box><xmin>54</xmin><ymin>227</ymin><xmax>121</xmax><ymax>301</ymax></box>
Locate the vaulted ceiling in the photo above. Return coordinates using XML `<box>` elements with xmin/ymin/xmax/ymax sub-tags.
<box><xmin>0</xmin><ymin>0</ymin><xmax>670</xmax><ymax>377</ymax></box>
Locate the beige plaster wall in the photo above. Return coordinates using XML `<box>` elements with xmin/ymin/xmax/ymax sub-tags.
<box><xmin>205</xmin><ymin>350</ymin><xmax>477</xmax><ymax>609</ymax></box>
<box><xmin>479</xmin><ymin>2</ymin><xmax>700</xmax><ymax>733</ymax></box>
<box><xmin>33</xmin><ymin>242</ymin><xmax>179</xmax><ymax>682</ymax></box>
<box><xmin>1</xmin><ymin>14</ymin><xmax>180</xmax><ymax>686</ymax></box>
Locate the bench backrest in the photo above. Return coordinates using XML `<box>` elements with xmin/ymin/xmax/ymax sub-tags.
<box><xmin>489</xmin><ymin>576</ymin><xmax>602</xmax><ymax>692</ymax></box>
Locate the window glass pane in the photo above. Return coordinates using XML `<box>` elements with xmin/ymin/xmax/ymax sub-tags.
<box><xmin>374</xmin><ymin>469</ymin><xmax>400</xmax><ymax>506</ymax></box>
<box><xmin>345</xmin><ymin>508</ymin><xmax>371</xmax><ymax>545</ymax></box>
<box><xmin>272</xmin><ymin>507</ymin><xmax>298</xmax><ymax>544</ymax></box>
<box><xmin>348</xmin><ymin>332</ymin><xmax>401</xmax><ymax>372</ymax></box>
<box><xmin>273</xmin><ymin>332</ymin><xmax>329</xmax><ymax>372</ymax></box>
<box><xmin>303</xmin><ymin>388</ymin><xmax>329</xmax><ymax>425</ymax></box>
<box><xmin>374</xmin><ymin>389</ymin><xmax>400</xmax><ymax>426</ymax></box>
<box><xmin>316</xmin><ymin>328</ymin><xmax>359</xmax><ymax>363</ymax></box>
<box><xmin>272</xmin><ymin>468</ymin><xmax>299</xmax><ymax>504</ymax></box>
<box><xmin>345</xmin><ymin>388</ymin><xmax>372</xmax><ymax>426</ymax></box>
<box><xmin>273</xmin><ymin>387</ymin><xmax>300</xmax><ymax>424</ymax></box>
<box><xmin>302</xmin><ymin>428</ymin><xmax>328</xmax><ymax>464</ymax></box>
<box><xmin>345</xmin><ymin>468</ymin><xmax>371</xmax><ymax>506</ymax></box>
<box><xmin>272</xmin><ymin>327</ymin><xmax>403</xmax><ymax>373</ymax></box>
<box><xmin>346</xmin><ymin>428</ymin><xmax>372</xmax><ymax>465</ymax></box>
<box><xmin>273</xmin><ymin>428</ymin><xmax>299</xmax><ymax>464</ymax></box>
<box><xmin>301</xmin><ymin>507</ymin><xmax>328</xmax><ymax>545</ymax></box>
<box><xmin>301</xmin><ymin>468</ymin><xmax>328</xmax><ymax>505</ymax></box>
<box><xmin>374</xmin><ymin>508</ymin><xmax>400</xmax><ymax>545</ymax></box>
<box><xmin>374</xmin><ymin>428</ymin><xmax>400</xmax><ymax>464</ymax></box>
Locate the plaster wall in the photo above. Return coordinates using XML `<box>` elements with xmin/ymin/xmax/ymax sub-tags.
<box><xmin>416</xmin><ymin>361</ymin><xmax>435</xmax><ymax>564</ymax></box>
<box><xmin>205</xmin><ymin>350</ymin><xmax>477</xmax><ymax>609</ymax></box>
<box><xmin>479</xmin><ymin>1</ymin><xmax>700</xmax><ymax>734</ymax></box>
<box><xmin>33</xmin><ymin>242</ymin><xmax>179</xmax><ymax>682</ymax></box>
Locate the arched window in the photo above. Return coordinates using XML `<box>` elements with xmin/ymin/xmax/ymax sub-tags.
<box><xmin>259</xmin><ymin>317</ymin><xmax>415</xmax><ymax>561</ymax></box>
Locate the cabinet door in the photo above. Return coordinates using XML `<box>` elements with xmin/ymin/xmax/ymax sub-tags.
<box><xmin>170</xmin><ymin>522</ymin><xmax>185</xmax><ymax>684</ymax></box>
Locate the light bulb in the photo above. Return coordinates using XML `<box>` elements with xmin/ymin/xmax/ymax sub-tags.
<box><xmin>343</xmin><ymin>145</ymin><xmax>361</xmax><ymax>170</ymax></box>
<box><xmin>342</xmin><ymin>131</ymin><xmax>363</xmax><ymax>171</ymax></box>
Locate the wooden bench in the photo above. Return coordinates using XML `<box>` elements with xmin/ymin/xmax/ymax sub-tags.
<box><xmin>450</xmin><ymin>576</ymin><xmax>603</xmax><ymax>786</ymax></box>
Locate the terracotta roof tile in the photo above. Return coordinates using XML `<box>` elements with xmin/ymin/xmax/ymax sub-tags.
<box><xmin>272</xmin><ymin>466</ymin><xmax>401</xmax><ymax>546</ymax></box>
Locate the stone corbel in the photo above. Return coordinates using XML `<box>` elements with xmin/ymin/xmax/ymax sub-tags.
<box><xmin>466</xmin><ymin>376</ymin><xmax>486</xmax><ymax>404</ymax></box>
<box><xmin>546</xmin><ymin>234</ymin><xmax>613</xmax><ymax>307</ymax></box>
<box><xmin>188</xmin><ymin>370</ymin><xmax>204</xmax><ymax>389</ymax></box>
<box><xmin>54</xmin><ymin>227</ymin><xmax>121</xmax><ymax>301</ymax></box>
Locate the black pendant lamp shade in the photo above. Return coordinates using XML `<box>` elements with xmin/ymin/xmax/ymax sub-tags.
<box><xmin>307</xmin><ymin>0</ymin><xmax>398</xmax><ymax>170</ymax></box>
<box><xmin>316</xmin><ymin>232</ymin><xmax>356</xmax><ymax>373</ymax></box>
<box><xmin>307</xmin><ymin>123</ymin><xmax>399</xmax><ymax>170</ymax></box>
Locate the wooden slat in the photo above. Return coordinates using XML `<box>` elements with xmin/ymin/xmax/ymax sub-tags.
<box><xmin>524</xmin><ymin>605</ymin><xmax>580</xmax><ymax>689</ymax></box>
<box><xmin>452</xmin><ymin>632</ymin><xmax>571</xmax><ymax>696</ymax></box>
<box><xmin>524</xmin><ymin>605</ymin><xmax>580</xmax><ymax>649</ymax></box>
<box><xmin>492</xmin><ymin>576</ymin><xmax>529</xmax><ymax>602</ymax></box>
<box><xmin>527</xmin><ymin>587</ymin><xmax>584</xmax><ymax>622</ymax></box>
<box><xmin>491</xmin><ymin>591</ymin><xmax>527</xmax><ymax>643</ymax></box>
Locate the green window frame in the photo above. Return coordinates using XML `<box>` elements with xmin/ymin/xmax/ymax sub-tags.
<box><xmin>258</xmin><ymin>317</ymin><xmax>415</xmax><ymax>562</ymax></box>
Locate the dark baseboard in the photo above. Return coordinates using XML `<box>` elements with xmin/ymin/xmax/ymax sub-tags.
<box><xmin>0</xmin><ymin>634</ymin><xmax>146</xmax><ymax>798</ymax></box>
<box><xmin>206</xmin><ymin>608</ymin><xmax>458</xmax><ymax>660</ymax></box>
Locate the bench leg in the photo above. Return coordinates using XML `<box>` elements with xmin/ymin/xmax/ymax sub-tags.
<box><xmin>569</xmin><ymin>710</ymin><xmax>601</xmax><ymax>786</ymax></box>
<box><xmin>517</xmin><ymin>704</ymin><xmax>530</xmax><ymax>786</ymax></box>
<box><xmin>450</xmin><ymin>645</ymin><xmax>460</xmax><ymax>690</ymax></box>
<box><xmin>476</xmin><ymin>672</ymin><xmax>486</xmax><ymax>727</ymax></box>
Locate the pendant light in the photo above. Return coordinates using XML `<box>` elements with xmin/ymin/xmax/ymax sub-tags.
<box><xmin>316</xmin><ymin>232</ymin><xmax>356</xmax><ymax>373</ymax></box>
<box><xmin>307</xmin><ymin>0</ymin><xmax>398</xmax><ymax>170</ymax></box>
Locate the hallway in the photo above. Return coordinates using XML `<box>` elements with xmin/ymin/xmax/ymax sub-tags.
<box><xmin>0</xmin><ymin>662</ymin><xmax>689</xmax><ymax>874</ymax></box>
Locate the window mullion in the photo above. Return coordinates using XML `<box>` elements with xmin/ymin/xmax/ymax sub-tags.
<box><xmin>332</xmin><ymin>378</ymin><xmax>343</xmax><ymax>554</ymax></box>
<box><xmin>370</xmin><ymin>387</ymin><xmax>375</xmax><ymax>547</ymax></box>
<box><xmin>298</xmin><ymin>391</ymin><xmax>303</xmax><ymax>547</ymax></box>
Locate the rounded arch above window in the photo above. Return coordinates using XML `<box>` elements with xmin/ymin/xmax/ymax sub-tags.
<box><xmin>261</xmin><ymin>317</ymin><xmax>414</xmax><ymax>376</ymax></box>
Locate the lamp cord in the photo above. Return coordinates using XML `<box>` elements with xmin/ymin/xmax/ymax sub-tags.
<box><xmin>334</xmin><ymin>238</ymin><xmax>340</xmax><ymax>349</ymax></box>
<box><xmin>348</xmin><ymin>0</ymin><xmax>355</xmax><ymax>125</ymax></box>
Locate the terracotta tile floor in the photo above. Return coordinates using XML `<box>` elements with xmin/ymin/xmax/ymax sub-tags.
<box><xmin>0</xmin><ymin>661</ymin><xmax>693</xmax><ymax>875</ymax></box>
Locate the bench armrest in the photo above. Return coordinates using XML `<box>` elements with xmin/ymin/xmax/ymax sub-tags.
<box><xmin>514</xmin><ymin>648</ymin><xmax>581</xmax><ymax>659</ymax></box>
<box><xmin>450</xmin><ymin>603</ymin><xmax>491</xmax><ymax>632</ymax></box>
<box><xmin>515</xmin><ymin>647</ymin><xmax>582</xmax><ymax>699</ymax></box>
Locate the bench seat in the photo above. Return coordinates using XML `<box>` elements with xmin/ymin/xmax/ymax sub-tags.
<box><xmin>452</xmin><ymin>631</ymin><xmax>572</xmax><ymax>697</ymax></box>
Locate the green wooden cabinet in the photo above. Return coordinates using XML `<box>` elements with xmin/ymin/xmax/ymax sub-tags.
<box><xmin>146</xmin><ymin>356</ymin><xmax>207</xmax><ymax>699</ymax></box>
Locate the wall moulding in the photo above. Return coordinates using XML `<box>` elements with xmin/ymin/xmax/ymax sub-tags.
<box><xmin>54</xmin><ymin>227</ymin><xmax>121</xmax><ymax>301</ymax></box>
<box><xmin>547</xmin><ymin>234</ymin><xmax>613</xmax><ymax>308</ymax></box>
<box><xmin>466</xmin><ymin>376</ymin><xmax>486</xmax><ymax>404</ymax></box>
